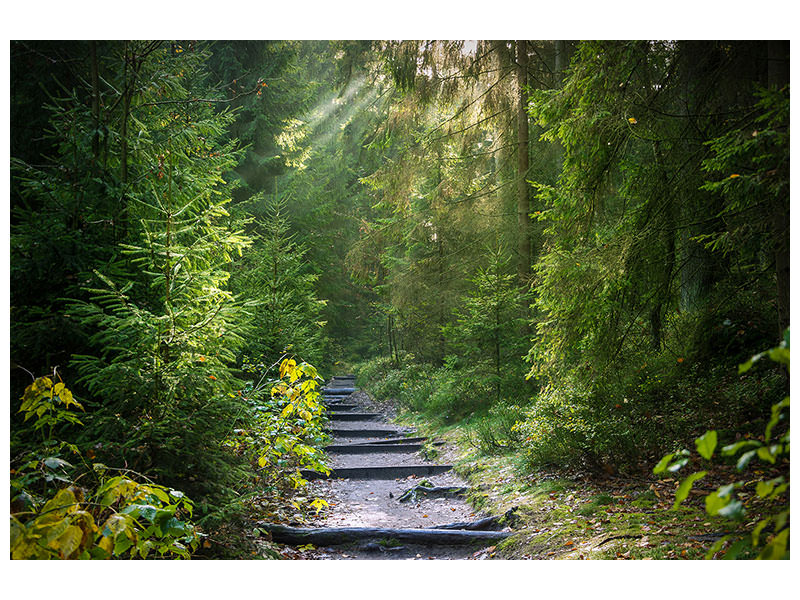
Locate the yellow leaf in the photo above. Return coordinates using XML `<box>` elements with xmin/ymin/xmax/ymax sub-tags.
<box><xmin>257</xmin><ymin>456</ymin><xmax>267</xmax><ymax>468</ymax></box>
<box><xmin>42</xmin><ymin>488</ymin><xmax>78</xmax><ymax>517</ymax></box>
<box><xmin>628</xmin><ymin>117</ymin><xmax>637</xmax><ymax>124</ymax></box>
<box><xmin>47</xmin><ymin>524</ymin><xmax>84</xmax><ymax>559</ymax></box>
<box><xmin>729</xmin><ymin>173</ymin><xmax>740</xmax><ymax>178</ymax></box>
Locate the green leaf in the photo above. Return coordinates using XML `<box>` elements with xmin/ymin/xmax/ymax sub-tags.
<box><xmin>42</xmin><ymin>456</ymin><xmax>72</xmax><ymax>470</ymax></box>
<box><xmin>720</xmin><ymin>440</ymin><xmax>761</xmax><ymax>456</ymax></box>
<box><xmin>752</xmin><ymin>518</ymin><xmax>770</xmax><ymax>547</ymax></box>
<box><xmin>667</xmin><ymin>457</ymin><xmax>689</xmax><ymax>472</ymax></box>
<box><xmin>758</xmin><ymin>528</ymin><xmax>789</xmax><ymax>560</ymax></box>
<box><xmin>756</xmin><ymin>445</ymin><xmax>779</xmax><ymax>464</ymax></box>
<box><xmin>114</xmin><ymin>534</ymin><xmax>134</xmax><ymax>556</ymax></box>
<box><xmin>42</xmin><ymin>488</ymin><xmax>78</xmax><ymax>516</ymax></box>
<box><xmin>163</xmin><ymin>517</ymin><xmax>189</xmax><ymax>537</ymax></box>
<box><xmin>674</xmin><ymin>471</ymin><xmax>706</xmax><ymax>508</ymax></box>
<box><xmin>48</xmin><ymin>524</ymin><xmax>84</xmax><ymax>559</ymax></box>
<box><xmin>765</xmin><ymin>397</ymin><xmax>789</xmax><ymax>442</ymax></box>
<box><xmin>756</xmin><ymin>477</ymin><xmax>782</xmax><ymax>498</ymax></box>
<box><xmin>738</xmin><ymin>354</ymin><xmax>762</xmax><ymax>374</ymax></box>
<box><xmin>705</xmin><ymin>490</ymin><xmax>731</xmax><ymax>516</ymax></box>
<box><xmin>653</xmin><ymin>453</ymin><xmax>674</xmax><ymax>474</ymax></box>
<box><xmin>695</xmin><ymin>430</ymin><xmax>718</xmax><ymax>460</ymax></box>
<box><xmin>773</xmin><ymin>509</ymin><xmax>789</xmax><ymax>533</ymax></box>
<box><xmin>767</xmin><ymin>347</ymin><xmax>789</xmax><ymax>367</ymax></box>
<box><xmin>121</xmin><ymin>503</ymin><xmax>159</xmax><ymax>522</ymax></box>
<box><xmin>721</xmin><ymin>539</ymin><xmax>749</xmax><ymax>559</ymax></box>
<box><xmin>717</xmin><ymin>499</ymin><xmax>745</xmax><ymax>520</ymax></box>
<box><xmin>148</xmin><ymin>486</ymin><xmax>171</xmax><ymax>504</ymax></box>
<box><xmin>736</xmin><ymin>449</ymin><xmax>757</xmax><ymax>470</ymax></box>
<box><xmin>704</xmin><ymin>535</ymin><xmax>732</xmax><ymax>559</ymax></box>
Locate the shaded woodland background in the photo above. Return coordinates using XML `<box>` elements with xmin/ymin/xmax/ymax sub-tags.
<box><xmin>9</xmin><ymin>40</ymin><xmax>789</xmax><ymax>559</ymax></box>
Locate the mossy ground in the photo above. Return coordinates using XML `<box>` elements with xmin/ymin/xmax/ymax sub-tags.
<box><xmin>391</xmin><ymin>409</ymin><xmax>779</xmax><ymax>560</ymax></box>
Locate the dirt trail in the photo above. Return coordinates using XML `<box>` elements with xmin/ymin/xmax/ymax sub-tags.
<box><xmin>269</xmin><ymin>376</ymin><xmax>510</xmax><ymax>560</ymax></box>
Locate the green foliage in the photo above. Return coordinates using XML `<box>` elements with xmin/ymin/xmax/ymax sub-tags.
<box><xmin>654</xmin><ymin>332</ymin><xmax>789</xmax><ymax>559</ymax></box>
<box><xmin>59</xmin><ymin>44</ymin><xmax>255</xmax><ymax>514</ymax></box>
<box><xmin>516</xmin><ymin>41</ymin><xmax>786</xmax><ymax>470</ymax></box>
<box><xmin>471</xmin><ymin>402</ymin><xmax>527</xmax><ymax>455</ymax></box>
<box><xmin>444</xmin><ymin>245</ymin><xmax>530</xmax><ymax>404</ymax></box>
<box><xmin>230</xmin><ymin>195</ymin><xmax>328</xmax><ymax>367</ymax></box>
<box><xmin>227</xmin><ymin>357</ymin><xmax>331</xmax><ymax>516</ymax></box>
<box><xmin>10</xmin><ymin>377</ymin><xmax>199</xmax><ymax>559</ymax></box>
<box><xmin>353</xmin><ymin>353</ymin><xmax>494</xmax><ymax>424</ymax></box>
<box><xmin>698</xmin><ymin>85</ymin><xmax>789</xmax><ymax>258</ymax></box>
<box><xmin>17</xmin><ymin>375</ymin><xmax>85</xmax><ymax>441</ymax></box>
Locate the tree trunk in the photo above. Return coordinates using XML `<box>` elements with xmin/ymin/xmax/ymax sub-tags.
<box><xmin>768</xmin><ymin>40</ymin><xmax>790</xmax><ymax>333</ymax></box>
<box><xmin>516</xmin><ymin>40</ymin><xmax>531</xmax><ymax>292</ymax></box>
<box><xmin>554</xmin><ymin>40</ymin><xmax>568</xmax><ymax>87</ymax></box>
<box><xmin>89</xmin><ymin>41</ymin><xmax>100</xmax><ymax>167</ymax></box>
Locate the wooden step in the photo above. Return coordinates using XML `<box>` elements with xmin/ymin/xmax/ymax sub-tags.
<box><xmin>301</xmin><ymin>464</ymin><xmax>452</xmax><ymax>480</ymax></box>
<box><xmin>259</xmin><ymin>524</ymin><xmax>511</xmax><ymax>546</ymax></box>
<box><xmin>329</xmin><ymin>412</ymin><xmax>381</xmax><ymax>421</ymax></box>
<box><xmin>347</xmin><ymin>436</ymin><xmax>430</xmax><ymax>446</ymax></box>
<box><xmin>321</xmin><ymin>387</ymin><xmax>356</xmax><ymax>395</ymax></box>
<box><xmin>329</xmin><ymin>428</ymin><xmax>405</xmax><ymax>438</ymax></box>
<box><xmin>323</xmin><ymin>403</ymin><xmax>358</xmax><ymax>411</ymax></box>
<box><xmin>325</xmin><ymin>443</ymin><xmax>424</xmax><ymax>454</ymax></box>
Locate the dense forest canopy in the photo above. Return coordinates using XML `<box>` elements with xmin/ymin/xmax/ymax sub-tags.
<box><xmin>9</xmin><ymin>39</ymin><xmax>789</xmax><ymax>562</ymax></box>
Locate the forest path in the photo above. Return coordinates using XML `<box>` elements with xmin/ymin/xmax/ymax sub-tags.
<box><xmin>261</xmin><ymin>376</ymin><xmax>513</xmax><ymax>560</ymax></box>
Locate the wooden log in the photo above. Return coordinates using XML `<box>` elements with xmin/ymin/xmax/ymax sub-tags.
<box><xmin>348</xmin><ymin>436</ymin><xmax>428</xmax><ymax>445</ymax></box>
<box><xmin>433</xmin><ymin>508</ymin><xmax>518</xmax><ymax>531</ymax></box>
<box><xmin>322</xmin><ymin>403</ymin><xmax>358</xmax><ymax>411</ymax></box>
<box><xmin>398</xmin><ymin>485</ymin><xmax>468</xmax><ymax>502</ymax></box>
<box><xmin>326</xmin><ymin>443</ymin><xmax>424</xmax><ymax>454</ymax></box>
<box><xmin>329</xmin><ymin>412</ymin><xmax>382</xmax><ymax>421</ymax></box>
<box><xmin>259</xmin><ymin>524</ymin><xmax>512</xmax><ymax>546</ymax></box>
<box><xmin>301</xmin><ymin>464</ymin><xmax>452</xmax><ymax>480</ymax></box>
<box><xmin>329</xmin><ymin>428</ymin><xmax>404</xmax><ymax>438</ymax></box>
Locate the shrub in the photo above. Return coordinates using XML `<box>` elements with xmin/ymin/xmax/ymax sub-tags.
<box><xmin>10</xmin><ymin>376</ymin><xmax>200</xmax><ymax>559</ymax></box>
<box><xmin>654</xmin><ymin>331</ymin><xmax>790</xmax><ymax>559</ymax></box>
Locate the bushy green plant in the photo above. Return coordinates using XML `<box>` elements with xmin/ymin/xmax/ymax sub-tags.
<box><xmin>654</xmin><ymin>332</ymin><xmax>789</xmax><ymax>559</ymax></box>
<box><xmin>472</xmin><ymin>402</ymin><xmax>527</xmax><ymax>455</ymax></box>
<box><xmin>63</xmin><ymin>49</ymin><xmax>254</xmax><ymax>514</ymax></box>
<box><xmin>230</xmin><ymin>195</ymin><xmax>328</xmax><ymax>368</ymax></box>
<box><xmin>443</xmin><ymin>245</ymin><xmax>530</xmax><ymax>405</ymax></box>
<box><xmin>11</xmin><ymin>377</ymin><xmax>200</xmax><ymax>560</ymax></box>
<box><xmin>228</xmin><ymin>357</ymin><xmax>331</xmax><ymax>516</ymax></box>
<box><xmin>355</xmin><ymin>354</ymin><xmax>496</xmax><ymax>424</ymax></box>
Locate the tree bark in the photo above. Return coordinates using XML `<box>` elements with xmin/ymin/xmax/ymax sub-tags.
<box><xmin>768</xmin><ymin>40</ymin><xmax>790</xmax><ymax>333</ymax></box>
<box><xmin>516</xmin><ymin>40</ymin><xmax>531</xmax><ymax>291</ymax></box>
<box><xmin>89</xmin><ymin>41</ymin><xmax>100</xmax><ymax>167</ymax></box>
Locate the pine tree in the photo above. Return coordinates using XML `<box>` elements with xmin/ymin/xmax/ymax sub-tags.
<box><xmin>230</xmin><ymin>195</ymin><xmax>328</xmax><ymax>368</ymax></box>
<box><xmin>444</xmin><ymin>245</ymin><xmax>529</xmax><ymax>403</ymax></box>
<box><xmin>64</xmin><ymin>43</ymin><xmax>253</xmax><ymax>512</ymax></box>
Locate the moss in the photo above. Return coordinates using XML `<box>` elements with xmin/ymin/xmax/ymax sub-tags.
<box><xmin>631</xmin><ymin>489</ymin><xmax>657</xmax><ymax>508</ymax></box>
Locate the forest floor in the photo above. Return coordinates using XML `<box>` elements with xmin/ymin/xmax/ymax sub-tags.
<box><xmin>393</xmin><ymin>416</ymin><xmax>785</xmax><ymax>560</ymax></box>
<box><xmin>253</xmin><ymin>387</ymin><xmax>782</xmax><ymax>560</ymax></box>
<box><xmin>290</xmin><ymin>389</ymin><xmax>504</xmax><ymax>559</ymax></box>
